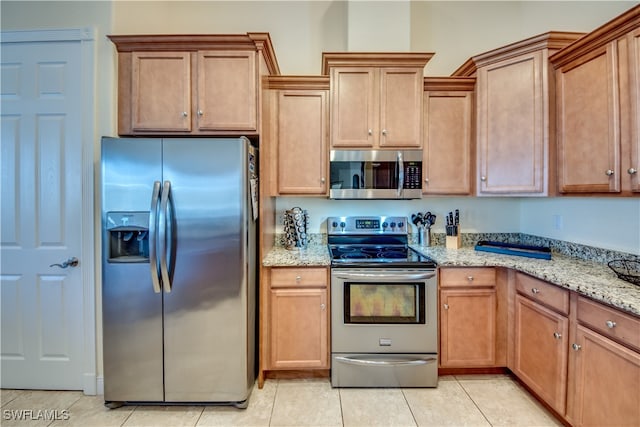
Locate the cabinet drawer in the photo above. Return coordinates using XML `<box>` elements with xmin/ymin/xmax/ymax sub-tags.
<box><xmin>577</xmin><ymin>296</ymin><xmax>640</xmax><ymax>351</ymax></box>
<box><xmin>270</xmin><ymin>267</ymin><xmax>327</xmax><ymax>288</ymax></box>
<box><xmin>440</xmin><ymin>267</ymin><xmax>496</xmax><ymax>288</ymax></box>
<box><xmin>516</xmin><ymin>273</ymin><xmax>569</xmax><ymax>315</ymax></box>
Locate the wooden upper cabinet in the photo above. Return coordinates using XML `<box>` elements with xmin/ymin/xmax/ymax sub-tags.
<box><xmin>454</xmin><ymin>32</ymin><xmax>583</xmax><ymax>196</ymax></box>
<box><xmin>423</xmin><ymin>78</ymin><xmax>475</xmax><ymax>195</ymax></box>
<box><xmin>323</xmin><ymin>53</ymin><xmax>433</xmax><ymax>149</ymax></box>
<box><xmin>196</xmin><ymin>51</ymin><xmax>256</xmax><ymax>131</ymax></box>
<box><xmin>629</xmin><ymin>27</ymin><xmax>640</xmax><ymax>192</ymax></box>
<box><xmin>550</xmin><ymin>6</ymin><xmax>640</xmax><ymax>195</ymax></box>
<box><xmin>263</xmin><ymin>76</ymin><xmax>329</xmax><ymax>196</ymax></box>
<box><xmin>131</xmin><ymin>52</ymin><xmax>191</xmax><ymax>132</ymax></box>
<box><xmin>108</xmin><ymin>33</ymin><xmax>280</xmax><ymax>136</ymax></box>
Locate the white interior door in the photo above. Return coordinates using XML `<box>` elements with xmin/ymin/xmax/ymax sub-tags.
<box><xmin>1</xmin><ymin>38</ymin><xmax>86</xmax><ymax>390</ymax></box>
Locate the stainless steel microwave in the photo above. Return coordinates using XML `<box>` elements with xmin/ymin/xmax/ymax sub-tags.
<box><xmin>329</xmin><ymin>150</ymin><xmax>423</xmax><ymax>199</ymax></box>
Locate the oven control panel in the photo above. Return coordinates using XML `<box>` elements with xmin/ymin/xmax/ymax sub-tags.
<box><xmin>327</xmin><ymin>216</ymin><xmax>408</xmax><ymax>235</ymax></box>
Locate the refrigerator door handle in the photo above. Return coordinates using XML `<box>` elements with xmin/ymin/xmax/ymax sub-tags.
<box><xmin>149</xmin><ymin>181</ymin><xmax>162</xmax><ymax>293</ymax></box>
<box><xmin>159</xmin><ymin>180</ymin><xmax>172</xmax><ymax>293</ymax></box>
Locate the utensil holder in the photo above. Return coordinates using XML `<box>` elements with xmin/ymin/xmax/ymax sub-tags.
<box><xmin>418</xmin><ymin>226</ymin><xmax>431</xmax><ymax>247</ymax></box>
<box><xmin>446</xmin><ymin>233</ymin><xmax>461</xmax><ymax>249</ymax></box>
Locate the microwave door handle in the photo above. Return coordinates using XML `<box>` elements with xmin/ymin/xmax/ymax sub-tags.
<box><xmin>149</xmin><ymin>181</ymin><xmax>162</xmax><ymax>293</ymax></box>
<box><xmin>397</xmin><ymin>151</ymin><xmax>404</xmax><ymax>197</ymax></box>
<box><xmin>159</xmin><ymin>180</ymin><xmax>172</xmax><ymax>293</ymax></box>
<box><xmin>334</xmin><ymin>272</ymin><xmax>435</xmax><ymax>281</ymax></box>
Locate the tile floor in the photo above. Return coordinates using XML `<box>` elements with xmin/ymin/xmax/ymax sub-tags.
<box><xmin>0</xmin><ymin>374</ymin><xmax>562</xmax><ymax>427</ymax></box>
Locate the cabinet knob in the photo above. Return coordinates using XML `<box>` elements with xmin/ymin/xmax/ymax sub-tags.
<box><xmin>197</xmin><ymin>110</ymin><xmax>203</xmax><ymax>116</ymax></box>
<box><xmin>605</xmin><ymin>320</ymin><xmax>617</xmax><ymax>329</ymax></box>
<box><xmin>481</xmin><ymin>176</ymin><xmax>487</xmax><ymax>182</ymax></box>
<box><xmin>382</xmin><ymin>129</ymin><xmax>387</xmax><ymax>136</ymax></box>
<box><xmin>553</xmin><ymin>332</ymin><xmax>562</xmax><ymax>340</ymax></box>
<box><xmin>321</xmin><ymin>177</ymin><xmax>326</xmax><ymax>184</ymax></box>
<box><xmin>467</xmin><ymin>276</ymin><xmax>474</xmax><ymax>281</ymax></box>
<box><xmin>182</xmin><ymin>112</ymin><xmax>188</xmax><ymax>117</ymax></box>
<box><xmin>295</xmin><ymin>275</ymin><xmax>301</xmax><ymax>282</ymax></box>
<box><xmin>320</xmin><ymin>303</ymin><xmax>326</xmax><ymax>311</ymax></box>
<box><xmin>368</xmin><ymin>129</ymin><xmax>373</xmax><ymax>136</ymax></box>
<box><xmin>572</xmin><ymin>343</ymin><xmax>582</xmax><ymax>351</ymax></box>
<box><xmin>628</xmin><ymin>168</ymin><xmax>638</xmax><ymax>175</ymax></box>
<box><xmin>424</xmin><ymin>178</ymin><xmax>429</xmax><ymax>183</ymax></box>
<box><xmin>443</xmin><ymin>304</ymin><xmax>449</xmax><ymax>310</ymax></box>
<box><xmin>531</xmin><ymin>288</ymin><xmax>540</xmax><ymax>294</ymax></box>
<box><xmin>605</xmin><ymin>169</ymin><xmax>615</xmax><ymax>176</ymax></box>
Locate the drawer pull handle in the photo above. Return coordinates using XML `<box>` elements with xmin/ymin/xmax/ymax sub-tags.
<box><xmin>553</xmin><ymin>332</ymin><xmax>562</xmax><ymax>340</ymax></box>
<box><xmin>467</xmin><ymin>276</ymin><xmax>474</xmax><ymax>281</ymax></box>
<box><xmin>572</xmin><ymin>343</ymin><xmax>582</xmax><ymax>351</ymax></box>
<box><xmin>531</xmin><ymin>288</ymin><xmax>540</xmax><ymax>294</ymax></box>
<box><xmin>606</xmin><ymin>320</ymin><xmax>617</xmax><ymax>329</ymax></box>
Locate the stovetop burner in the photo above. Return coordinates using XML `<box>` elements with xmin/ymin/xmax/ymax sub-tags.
<box><xmin>327</xmin><ymin>216</ymin><xmax>437</xmax><ymax>268</ymax></box>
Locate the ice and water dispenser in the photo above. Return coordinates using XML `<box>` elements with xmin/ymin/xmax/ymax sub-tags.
<box><xmin>106</xmin><ymin>212</ymin><xmax>149</xmax><ymax>263</ymax></box>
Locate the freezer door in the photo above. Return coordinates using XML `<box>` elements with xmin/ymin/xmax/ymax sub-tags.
<box><xmin>101</xmin><ymin>137</ymin><xmax>164</xmax><ymax>402</ymax></box>
<box><xmin>162</xmin><ymin>138</ymin><xmax>254</xmax><ymax>402</ymax></box>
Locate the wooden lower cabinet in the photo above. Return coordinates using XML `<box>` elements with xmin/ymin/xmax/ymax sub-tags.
<box><xmin>440</xmin><ymin>288</ymin><xmax>497</xmax><ymax>367</ymax></box>
<box><xmin>269</xmin><ymin>287</ymin><xmax>328</xmax><ymax>369</ymax></box>
<box><xmin>513</xmin><ymin>294</ymin><xmax>569</xmax><ymax>414</ymax></box>
<box><xmin>262</xmin><ymin>267</ymin><xmax>329</xmax><ymax>381</ymax></box>
<box><xmin>568</xmin><ymin>325</ymin><xmax>640</xmax><ymax>426</ymax></box>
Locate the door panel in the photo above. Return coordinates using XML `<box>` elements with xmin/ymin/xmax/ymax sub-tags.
<box><xmin>1</xmin><ymin>41</ymin><xmax>84</xmax><ymax>389</ymax></box>
<box><xmin>101</xmin><ymin>137</ymin><xmax>164</xmax><ymax>402</ymax></box>
<box><xmin>162</xmin><ymin>138</ymin><xmax>251</xmax><ymax>402</ymax></box>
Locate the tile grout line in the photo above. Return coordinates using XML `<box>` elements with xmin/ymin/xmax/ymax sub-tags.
<box><xmin>267</xmin><ymin>379</ymin><xmax>278</xmax><ymax>427</ymax></box>
<box><xmin>454</xmin><ymin>376</ymin><xmax>495</xmax><ymax>427</ymax></box>
<box><xmin>338</xmin><ymin>387</ymin><xmax>345</xmax><ymax>427</ymax></box>
<box><xmin>400</xmin><ymin>388</ymin><xmax>419</xmax><ymax>427</ymax></box>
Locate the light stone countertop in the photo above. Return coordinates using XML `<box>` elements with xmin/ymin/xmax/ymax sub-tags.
<box><xmin>263</xmin><ymin>242</ymin><xmax>640</xmax><ymax>317</ymax></box>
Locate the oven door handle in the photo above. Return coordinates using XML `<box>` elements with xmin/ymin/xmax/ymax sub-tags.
<box><xmin>335</xmin><ymin>355</ymin><xmax>437</xmax><ymax>367</ymax></box>
<box><xmin>333</xmin><ymin>272</ymin><xmax>435</xmax><ymax>281</ymax></box>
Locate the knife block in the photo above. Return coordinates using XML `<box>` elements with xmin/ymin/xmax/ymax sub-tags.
<box><xmin>446</xmin><ymin>233</ymin><xmax>461</xmax><ymax>249</ymax></box>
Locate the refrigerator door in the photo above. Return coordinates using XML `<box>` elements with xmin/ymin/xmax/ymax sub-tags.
<box><xmin>101</xmin><ymin>137</ymin><xmax>164</xmax><ymax>402</ymax></box>
<box><xmin>162</xmin><ymin>138</ymin><xmax>254</xmax><ymax>402</ymax></box>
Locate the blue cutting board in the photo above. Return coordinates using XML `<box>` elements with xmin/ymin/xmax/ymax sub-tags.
<box><xmin>474</xmin><ymin>240</ymin><xmax>552</xmax><ymax>260</ymax></box>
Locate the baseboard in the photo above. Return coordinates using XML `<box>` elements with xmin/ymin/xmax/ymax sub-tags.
<box><xmin>96</xmin><ymin>376</ymin><xmax>104</xmax><ymax>396</ymax></box>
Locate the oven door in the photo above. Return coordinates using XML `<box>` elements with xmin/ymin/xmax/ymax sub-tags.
<box><xmin>331</xmin><ymin>268</ymin><xmax>437</xmax><ymax>354</ymax></box>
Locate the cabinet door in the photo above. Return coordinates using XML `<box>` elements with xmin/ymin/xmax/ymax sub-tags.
<box><xmin>513</xmin><ymin>295</ymin><xmax>569</xmax><ymax>414</ymax></box>
<box><xmin>569</xmin><ymin>325</ymin><xmax>640</xmax><ymax>427</ymax></box>
<box><xmin>330</xmin><ymin>68</ymin><xmax>376</xmax><ymax>147</ymax></box>
<box><xmin>269</xmin><ymin>288</ymin><xmax>328</xmax><ymax>369</ymax></box>
<box><xmin>423</xmin><ymin>91</ymin><xmax>473</xmax><ymax>194</ymax></box>
<box><xmin>379</xmin><ymin>68</ymin><xmax>423</xmax><ymax>148</ymax></box>
<box><xmin>276</xmin><ymin>90</ymin><xmax>328</xmax><ymax>194</ymax></box>
<box><xmin>197</xmin><ymin>51</ymin><xmax>256</xmax><ymax>131</ymax></box>
<box><xmin>628</xmin><ymin>28</ymin><xmax>640</xmax><ymax>192</ymax></box>
<box><xmin>131</xmin><ymin>52</ymin><xmax>191</xmax><ymax>132</ymax></box>
<box><xmin>477</xmin><ymin>51</ymin><xmax>546</xmax><ymax>194</ymax></box>
<box><xmin>440</xmin><ymin>288</ymin><xmax>496</xmax><ymax>367</ymax></box>
<box><xmin>556</xmin><ymin>42</ymin><xmax>621</xmax><ymax>193</ymax></box>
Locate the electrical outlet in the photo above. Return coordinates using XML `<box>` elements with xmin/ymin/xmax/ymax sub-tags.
<box><xmin>553</xmin><ymin>214</ymin><xmax>563</xmax><ymax>230</ymax></box>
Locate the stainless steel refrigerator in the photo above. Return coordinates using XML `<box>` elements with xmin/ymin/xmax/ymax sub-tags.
<box><xmin>101</xmin><ymin>137</ymin><xmax>257</xmax><ymax>408</ymax></box>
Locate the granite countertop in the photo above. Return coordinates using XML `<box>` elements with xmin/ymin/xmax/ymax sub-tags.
<box><xmin>263</xmin><ymin>242</ymin><xmax>640</xmax><ymax>317</ymax></box>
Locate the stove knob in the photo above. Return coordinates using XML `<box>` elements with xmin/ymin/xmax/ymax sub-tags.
<box><xmin>332</xmin><ymin>221</ymin><xmax>338</xmax><ymax>228</ymax></box>
<box><xmin>340</xmin><ymin>221</ymin><xmax>346</xmax><ymax>229</ymax></box>
<box><xmin>382</xmin><ymin>221</ymin><xmax>389</xmax><ymax>229</ymax></box>
<box><xmin>398</xmin><ymin>221</ymin><xmax>404</xmax><ymax>228</ymax></box>
<box><xmin>390</xmin><ymin>222</ymin><xmax>396</xmax><ymax>228</ymax></box>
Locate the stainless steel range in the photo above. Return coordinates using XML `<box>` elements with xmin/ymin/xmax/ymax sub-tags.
<box><xmin>328</xmin><ymin>216</ymin><xmax>438</xmax><ymax>388</ymax></box>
